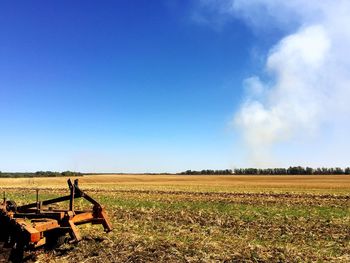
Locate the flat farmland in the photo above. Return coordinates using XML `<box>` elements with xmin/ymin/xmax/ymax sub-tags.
<box><xmin>1</xmin><ymin>175</ymin><xmax>349</xmax><ymax>262</ymax></box>
<box><xmin>1</xmin><ymin>174</ymin><xmax>350</xmax><ymax>193</ymax></box>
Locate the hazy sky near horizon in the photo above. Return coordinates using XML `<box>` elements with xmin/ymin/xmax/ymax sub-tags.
<box><xmin>1</xmin><ymin>1</ymin><xmax>349</xmax><ymax>172</ymax></box>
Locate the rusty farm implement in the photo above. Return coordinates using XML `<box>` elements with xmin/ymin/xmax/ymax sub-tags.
<box><xmin>0</xmin><ymin>179</ymin><xmax>112</xmax><ymax>262</ymax></box>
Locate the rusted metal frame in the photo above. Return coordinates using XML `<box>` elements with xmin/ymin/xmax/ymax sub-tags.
<box><xmin>79</xmin><ymin>191</ymin><xmax>101</xmax><ymax>207</ymax></box>
<box><xmin>9</xmin><ymin>218</ymin><xmax>41</xmax><ymax>243</ymax></box>
<box><xmin>0</xmin><ymin>178</ymin><xmax>113</xmax><ymax>252</ymax></box>
<box><xmin>17</xmin><ymin>179</ymin><xmax>100</xmax><ymax>212</ymax></box>
<box><xmin>69</xmin><ymin>180</ymin><xmax>75</xmax><ymax>213</ymax></box>
<box><xmin>70</xmin><ymin>179</ymin><xmax>101</xmax><ymax>207</ymax></box>
<box><xmin>70</xmin><ymin>209</ymin><xmax>112</xmax><ymax>232</ymax></box>
<box><xmin>20</xmin><ymin>208</ymin><xmax>90</xmax><ymax>214</ymax></box>
<box><xmin>99</xmin><ymin>209</ymin><xmax>113</xmax><ymax>231</ymax></box>
<box><xmin>29</xmin><ymin>219</ymin><xmax>60</xmax><ymax>233</ymax></box>
<box><xmin>71</xmin><ymin>211</ymin><xmax>94</xmax><ymax>224</ymax></box>
<box><xmin>69</xmin><ymin>178</ymin><xmax>101</xmax><ymax>208</ymax></box>
<box><xmin>10</xmin><ymin>218</ymin><xmax>60</xmax><ymax>244</ymax></box>
<box><xmin>13</xmin><ymin>211</ymin><xmax>65</xmax><ymax>221</ymax></box>
<box><xmin>67</xmin><ymin>220</ymin><xmax>81</xmax><ymax>242</ymax></box>
<box><xmin>17</xmin><ymin>192</ymin><xmax>82</xmax><ymax>211</ymax></box>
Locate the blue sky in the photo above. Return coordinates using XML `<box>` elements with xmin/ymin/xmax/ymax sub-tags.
<box><xmin>2</xmin><ymin>1</ymin><xmax>347</xmax><ymax>172</ymax></box>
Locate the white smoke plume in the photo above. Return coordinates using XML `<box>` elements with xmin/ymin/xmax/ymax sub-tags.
<box><xmin>197</xmin><ymin>0</ymin><xmax>350</xmax><ymax>167</ymax></box>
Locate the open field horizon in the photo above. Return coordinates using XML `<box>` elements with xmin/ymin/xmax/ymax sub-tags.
<box><xmin>1</xmin><ymin>174</ymin><xmax>350</xmax><ymax>262</ymax></box>
<box><xmin>1</xmin><ymin>174</ymin><xmax>350</xmax><ymax>194</ymax></box>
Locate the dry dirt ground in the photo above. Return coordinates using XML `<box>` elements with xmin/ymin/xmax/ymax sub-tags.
<box><xmin>0</xmin><ymin>174</ymin><xmax>349</xmax><ymax>262</ymax></box>
<box><xmin>1</xmin><ymin>174</ymin><xmax>350</xmax><ymax>193</ymax></box>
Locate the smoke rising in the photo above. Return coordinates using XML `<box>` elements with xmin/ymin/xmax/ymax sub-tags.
<box><xmin>198</xmin><ymin>0</ymin><xmax>350</xmax><ymax>166</ymax></box>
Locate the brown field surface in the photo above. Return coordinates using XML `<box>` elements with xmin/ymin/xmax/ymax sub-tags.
<box><xmin>1</xmin><ymin>174</ymin><xmax>350</xmax><ymax>193</ymax></box>
<box><xmin>1</xmin><ymin>174</ymin><xmax>349</xmax><ymax>262</ymax></box>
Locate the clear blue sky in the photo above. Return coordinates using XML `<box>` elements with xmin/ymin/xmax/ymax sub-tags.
<box><xmin>0</xmin><ymin>1</ymin><xmax>283</xmax><ymax>172</ymax></box>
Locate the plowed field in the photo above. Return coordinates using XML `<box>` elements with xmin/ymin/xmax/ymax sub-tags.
<box><xmin>1</xmin><ymin>175</ymin><xmax>349</xmax><ymax>262</ymax></box>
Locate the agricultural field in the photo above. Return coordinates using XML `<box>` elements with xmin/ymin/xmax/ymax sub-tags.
<box><xmin>1</xmin><ymin>174</ymin><xmax>350</xmax><ymax>262</ymax></box>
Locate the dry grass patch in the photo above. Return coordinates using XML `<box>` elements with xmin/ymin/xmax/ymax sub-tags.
<box><xmin>1</xmin><ymin>175</ymin><xmax>349</xmax><ymax>262</ymax></box>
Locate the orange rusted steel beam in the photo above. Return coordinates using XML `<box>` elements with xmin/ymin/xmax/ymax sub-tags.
<box><xmin>71</xmin><ymin>212</ymin><xmax>94</xmax><ymax>224</ymax></box>
<box><xmin>31</xmin><ymin>219</ymin><xmax>60</xmax><ymax>233</ymax></box>
<box><xmin>68</xmin><ymin>220</ymin><xmax>82</xmax><ymax>242</ymax></box>
<box><xmin>99</xmin><ymin>209</ymin><xmax>113</xmax><ymax>232</ymax></box>
<box><xmin>14</xmin><ymin>219</ymin><xmax>41</xmax><ymax>243</ymax></box>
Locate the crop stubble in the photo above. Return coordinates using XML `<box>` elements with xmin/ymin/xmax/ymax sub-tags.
<box><xmin>0</xmin><ymin>175</ymin><xmax>349</xmax><ymax>262</ymax></box>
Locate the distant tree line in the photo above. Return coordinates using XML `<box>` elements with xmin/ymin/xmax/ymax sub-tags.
<box><xmin>180</xmin><ymin>167</ymin><xmax>350</xmax><ymax>175</ymax></box>
<box><xmin>234</xmin><ymin>167</ymin><xmax>350</xmax><ymax>175</ymax></box>
<box><xmin>179</xmin><ymin>169</ymin><xmax>233</xmax><ymax>175</ymax></box>
<box><xmin>0</xmin><ymin>171</ymin><xmax>82</xmax><ymax>178</ymax></box>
